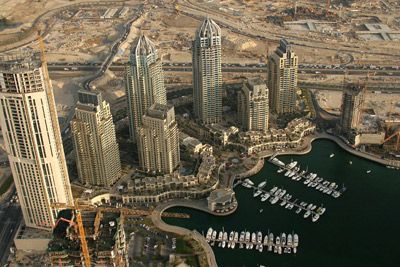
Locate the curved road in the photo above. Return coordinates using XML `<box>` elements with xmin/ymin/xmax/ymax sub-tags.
<box><xmin>151</xmin><ymin>200</ymin><xmax>219</xmax><ymax>267</ymax></box>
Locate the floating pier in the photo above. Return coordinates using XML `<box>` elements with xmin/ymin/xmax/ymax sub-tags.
<box><xmin>205</xmin><ymin>228</ymin><xmax>299</xmax><ymax>255</ymax></box>
<box><xmin>240</xmin><ymin>179</ymin><xmax>326</xmax><ymax>222</ymax></box>
<box><xmin>269</xmin><ymin>157</ymin><xmax>346</xmax><ymax>198</ymax></box>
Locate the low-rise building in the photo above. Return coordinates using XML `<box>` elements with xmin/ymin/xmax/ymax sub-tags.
<box><xmin>239</xmin><ymin>118</ymin><xmax>316</xmax><ymax>153</ymax></box>
<box><xmin>207</xmin><ymin>188</ymin><xmax>236</xmax><ymax>212</ymax></box>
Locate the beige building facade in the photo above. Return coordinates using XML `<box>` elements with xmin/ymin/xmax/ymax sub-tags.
<box><xmin>267</xmin><ymin>39</ymin><xmax>298</xmax><ymax>114</ymax></box>
<box><xmin>0</xmin><ymin>53</ymin><xmax>73</xmax><ymax>230</ymax></box>
<box><xmin>126</xmin><ymin>35</ymin><xmax>166</xmax><ymax>141</ymax></box>
<box><xmin>138</xmin><ymin>103</ymin><xmax>180</xmax><ymax>174</ymax></box>
<box><xmin>71</xmin><ymin>90</ymin><xmax>121</xmax><ymax>187</ymax></box>
<box><xmin>237</xmin><ymin>78</ymin><xmax>269</xmax><ymax>132</ymax></box>
<box><xmin>192</xmin><ymin>18</ymin><xmax>223</xmax><ymax>124</ymax></box>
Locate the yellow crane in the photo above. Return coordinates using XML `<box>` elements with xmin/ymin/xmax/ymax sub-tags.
<box><xmin>51</xmin><ymin>202</ymin><xmax>190</xmax><ymax>267</ymax></box>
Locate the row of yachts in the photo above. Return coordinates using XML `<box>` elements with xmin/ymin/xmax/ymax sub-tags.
<box><xmin>206</xmin><ymin>228</ymin><xmax>299</xmax><ymax>254</ymax></box>
<box><xmin>242</xmin><ymin>179</ymin><xmax>325</xmax><ymax>222</ymax></box>
<box><xmin>271</xmin><ymin>158</ymin><xmax>344</xmax><ymax>198</ymax></box>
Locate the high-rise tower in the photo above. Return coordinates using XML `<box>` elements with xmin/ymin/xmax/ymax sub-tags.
<box><xmin>237</xmin><ymin>78</ymin><xmax>269</xmax><ymax>132</ymax></box>
<box><xmin>126</xmin><ymin>35</ymin><xmax>166</xmax><ymax>141</ymax></box>
<box><xmin>339</xmin><ymin>84</ymin><xmax>365</xmax><ymax>135</ymax></box>
<box><xmin>138</xmin><ymin>103</ymin><xmax>180</xmax><ymax>174</ymax></box>
<box><xmin>267</xmin><ymin>39</ymin><xmax>298</xmax><ymax>114</ymax></box>
<box><xmin>0</xmin><ymin>52</ymin><xmax>73</xmax><ymax>230</ymax></box>
<box><xmin>71</xmin><ymin>90</ymin><xmax>121</xmax><ymax>187</ymax></box>
<box><xmin>192</xmin><ymin>18</ymin><xmax>223</xmax><ymax>124</ymax></box>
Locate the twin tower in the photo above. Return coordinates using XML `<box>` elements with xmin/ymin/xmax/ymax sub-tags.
<box><xmin>126</xmin><ymin>17</ymin><xmax>223</xmax><ymax>174</ymax></box>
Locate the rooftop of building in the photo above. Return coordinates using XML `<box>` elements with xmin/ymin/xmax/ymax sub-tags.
<box><xmin>208</xmin><ymin>188</ymin><xmax>235</xmax><ymax>203</ymax></box>
<box><xmin>15</xmin><ymin>225</ymin><xmax>53</xmax><ymax>240</ymax></box>
<box><xmin>146</xmin><ymin>103</ymin><xmax>173</xmax><ymax>120</ymax></box>
<box><xmin>197</xmin><ymin>17</ymin><xmax>221</xmax><ymax>38</ymax></box>
<box><xmin>133</xmin><ymin>34</ymin><xmax>157</xmax><ymax>56</ymax></box>
<box><xmin>0</xmin><ymin>50</ymin><xmax>42</xmax><ymax>73</ymax></box>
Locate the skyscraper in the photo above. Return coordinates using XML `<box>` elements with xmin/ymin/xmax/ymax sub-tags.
<box><xmin>71</xmin><ymin>90</ymin><xmax>121</xmax><ymax>187</ymax></box>
<box><xmin>0</xmin><ymin>52</ymin><xmax>73</xmax><ymax>230</ymax></box>
<box><xmin>138</xmin><ymin>103</ymin><xmax>180</xmax><ymax>174</ymax></box>
<box><xmin>192</xmin><ymin>17</ymin><xmax>223</xmax><ymax>124</ymax></box>
<box><xmin>339</xmin><ymin>83</ymin><xmax>365</xmax><ymax>135</ymax></box>
<box><xmin>237</xmin><ymin>78</ymin><xmax>269</xmax><ymax>132</ymax></box>
<box><xmin>126</xmin><ymin>35</ymin><xmax>166</xmax><ymax>142</ymax></box>
<box><xmin>267</xmin><ymin>39</ymin><xmax>298</xmax><ymax>114</ymax></box>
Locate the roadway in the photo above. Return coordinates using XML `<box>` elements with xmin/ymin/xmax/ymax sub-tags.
<box><xmin>49</xmin><ymin>62</ymin><xmax>400</xmax><ymax>78</ymax></box>
<box><xmin>0</xmin><ymin>189</ymin><xmax>22</xmax><ymax>266</ymax></box>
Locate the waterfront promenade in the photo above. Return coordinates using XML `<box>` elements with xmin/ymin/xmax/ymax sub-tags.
<box><xmin>153</xmin><ymin>131</ymin><xmax>399</xmax><ymax>266</ymax></box>
<box><xmin>151</xmin><ymin>199</ymin><xmax>224</xmax><ymax>267</ymax></box>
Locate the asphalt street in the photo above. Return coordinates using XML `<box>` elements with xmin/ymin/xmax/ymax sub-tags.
<box><xmin>0</xmin><ymin>190</ymin><xmax>22</xmax><ymax>266</ymax></box>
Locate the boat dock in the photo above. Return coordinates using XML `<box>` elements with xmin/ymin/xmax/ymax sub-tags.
<box><xmin>268</xmin><ymin>157</ymin><xmax>346</xmax><ymax>198</ymax></box>
<box><xmin>205</xmin><ymin>227</ymin><xmax>299</xmax><ymax>255</ymax></box>
<box><xmin>240</xmin><ymin>179</ymin><xmax>326</xmax><ymax>222</ymax></box>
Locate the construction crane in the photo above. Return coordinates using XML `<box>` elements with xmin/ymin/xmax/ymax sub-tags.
<box><xmin>326</xmin><ymin>0</ymin><xmax>331</xmax><ymax>14</ymax></box>
<box><xmin>51</xmin><ymin>202</ymin><xmax>190</xmax><ymax>266</ymax></box>
<box><xmin>382</xmin><ymin>129</ymin><xmax>400</xmax><ymax>151</ymax></box>
<box><xmin>355</xmin><ymin>72</ymin><xmax>374</xmax><ymax>127</ymax></box>
<box><xmin>37</xmin><ymin>32</ymin><xmax>73</xmax><ymax>206</ymax></box>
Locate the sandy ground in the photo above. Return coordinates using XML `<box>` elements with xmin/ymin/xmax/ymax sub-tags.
<box><xmin>314</xmin><ymin>89</ymin><xmax>400</xmax><ymax>117</ymax></box>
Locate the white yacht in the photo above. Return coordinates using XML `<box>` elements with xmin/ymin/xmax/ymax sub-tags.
<box><xmin>222</xmin><ymin>232</ymin><xmax>228</xmax><ymax>248</ymax></box>
<box><xmin>293</xmin><ymin>234</ymin><xmax>299</xmax><ymax>247</ymax></box>
<box><xmin>286</xmin><ymin>161</ymin><xmax>298</xmax><ymax>169</ymax></box>
<box><xmin>303</xmin><ymin>210</ymin><xmax>311</xmax><ymax>219</ymax></box>
<box><xmin>253</xmin><ymin>190</ymin><xmax>263</xmax><ymax>197</ymax></box>
<box><xmin>228</xmin><ymin>231</ymin><xmax>234</xmax><ymax>248</ymax></box>
<box><xmin>263</xmin><ymin>234</ymin><xmax>269</xmax><ymax>246</ymax></box>
<box><xmin>239</xmin><ymin>231</ymin><xmax>245</xmax><ymax>248</ymax></box>
<box><xmin>245</xmin><ymin>178</ymin><xmax>254</xmax><ymax>186</ymax></box>
<box><xmin>250</xmin><ymin>233</ymin><xmax>256</xmax><ymax>249</ymax></box>
<box><xmin>206</xmin><ymin>228</ymin><xmax>213</xmax><ymax>242</ymax></box>
<box><xmin>268</xmin><ymin>233</ymin><xmax>274</xmax><ymax>251</ymax></box>
<box><xmin>211</xmin><ymin>230</ymin><xmax>217</xmax><ymax>243</ymax></box>
<box><xmin>312</xmin><ymin>214</ymin><xmax>320</xmax><ymax>222</ymax></box>
<box><xmin>261</xmin><ymin>193</ymin><xmax>270</xmax><ymax>202</ymax></box>
<box><xmin>258</xmin><ymin>181</ymin><xmax>267</xmax><ymax>189</ymax></box>
<box><xmin>245</xmin><ymin>231</ymin><xmax>251</xmax><ymax>249</ymax></box>
<box><xmin>330</xmin><ymin>153</ymin><xmax>335</xmax><ymax>158</ymax></box>
<box><xmin>366</xmin><ymin>170</ymin><xmax>372</xmax><ymax>174</ymax></box>
<box><xmin>281</xmin><ymin>233</ymin><xmax>286</xmax><ymax>246</ymax></box>
<box><xmin>287</xmin><ymin>234</ymin><xmax>293</xmax><ymax>247</ymax></box>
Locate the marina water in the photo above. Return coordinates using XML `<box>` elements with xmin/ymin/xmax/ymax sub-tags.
<box><xmin>165</xmin><ymin>140</ymin><xmax>400</xmax><ymax>267</ymax></box>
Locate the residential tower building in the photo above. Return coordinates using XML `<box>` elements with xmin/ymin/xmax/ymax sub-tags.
<box><xmin>138</xmin><ymin>103</ymin><xmax>180</xmax><ymax>174</ymax></box>
<box><xmin>267</xmin><ymin>39</ymin><xmax>298</xmax><ymax>114</ymax></box>
<box><xmin>237</xmin><ymin>78</ymin><xmax>269</xmax><ymax>132</ymax></box>
<box><xmin>192</xmin><ymin>18</ymin><xmax>223</xmax><ymax>124</ymax></box>
<box><xmin>71</xmin><ymin>90</ymin><xmax>121</xmax><ymax>187</ymax></box>
<box><xmin>0</xmin><ymin>52</ymin><xmax>73</xmax><ymax>230</ymax></box>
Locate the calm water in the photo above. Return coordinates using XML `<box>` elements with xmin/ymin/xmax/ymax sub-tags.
<box><xmin>165</xmin><ymin>140</ymin><xmax>400</xmax><ymax>267</ymax></box>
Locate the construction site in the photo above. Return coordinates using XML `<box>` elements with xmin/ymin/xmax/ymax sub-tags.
<box><xmin>43</xmin><ymin>202</ymin><xmax>201</xmax><ymax>267</ymax></box>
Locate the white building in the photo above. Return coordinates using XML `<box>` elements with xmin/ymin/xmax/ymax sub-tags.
<box><xmin>237</xmin><ymin>78</ymin><xmax>269</xmax><ymax>132</ymax></box>
<box><xmin>126</xmin><ymin>35</ymin><xmax>166</xmax><ymax>141</ymax></box>
<box><xmin>0</xmin><ymin>52</ymin><xmax>73</xmax><ymax>230</ymax></box>
<box><xmin>268</xmin><ymin>39</ymin><xmax>298</xmax><ymax>114</ymax></box>
<box><xmin>138</xmin><ymin>103</ymin><xmax>180</xmax><ymax>174</ymax></box>
<box><xmin>192</xmin><ymin>18</ymin><xmax>223</xmax><ymax>124</ymax></box>
<box><xmin>71</xmin><ymin>90</ymin><xmax>121</xmax><ymax>187</ymax></box>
